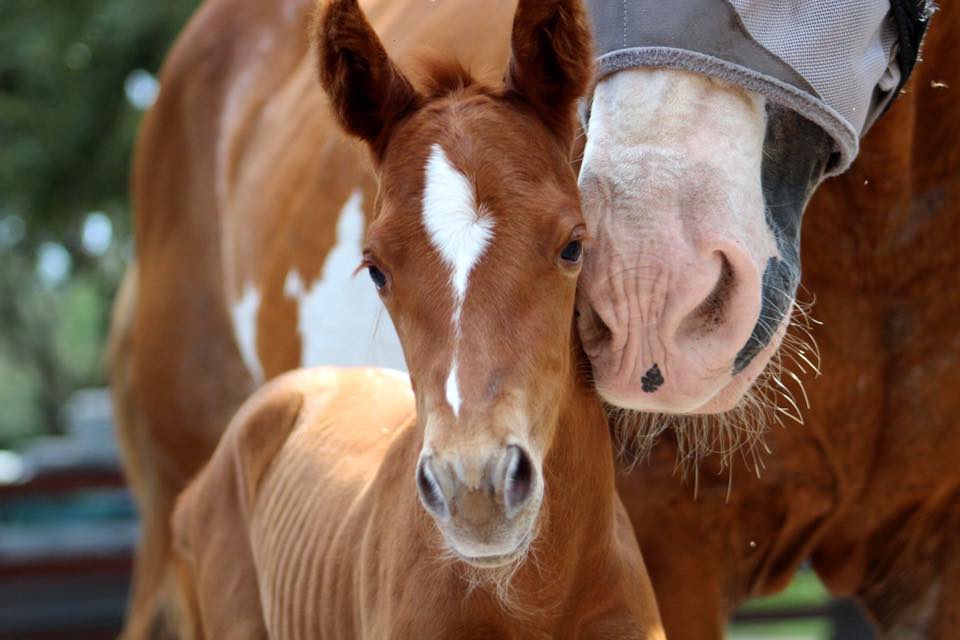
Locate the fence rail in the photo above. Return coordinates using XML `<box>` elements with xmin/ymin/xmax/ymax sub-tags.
<box><xmin>0</xmin><ymin>466</ymin><xmax>132</xmax><ymax>639</ymax></box>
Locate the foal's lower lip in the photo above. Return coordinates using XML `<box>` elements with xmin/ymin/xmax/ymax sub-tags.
<box><xmin>457</xmin><ymin>550</ymin><xmax>520</xmax><ymax>568</ymax></box>
<box><xmin>454</xmin><ymin>534</ymin><xmax>531</xmax><ymax>568</ymax></box>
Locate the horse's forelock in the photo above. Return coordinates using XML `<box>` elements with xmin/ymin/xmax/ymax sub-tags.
<box><xmin>414</xmin><ymin>58</ymin><xmax>482</xmax><ymax>99</ymax></box>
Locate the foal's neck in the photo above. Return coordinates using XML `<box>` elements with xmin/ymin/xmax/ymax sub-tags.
<box><xmin>494</xmin><ymin>351</ymin><xmax>621</xmax><ymax>602</ymax></box>
<box><xmin>547</xmin><ymin>355</ymin><xmax>619</xmax><ymax>540</ymax></box>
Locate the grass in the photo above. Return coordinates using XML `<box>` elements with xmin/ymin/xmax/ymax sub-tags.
<box><xmin>730</xmin><ymin>619</ymin><xmax>831</xmax><ymax>640</ymax></box>
<box><xmin>729</xmin><ymin>570</ymin><xmax>834</xmax><ymax>640</ymax></box>
<box><xmin>740</xmin><ymin>570</ymin><xmax>831</xmax><ymax>612</ymax></box>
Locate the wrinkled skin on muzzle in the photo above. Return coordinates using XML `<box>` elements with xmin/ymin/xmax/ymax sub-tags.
<box><xmin>577</xmin><ymin>69</ymin><xmax>832</xmax><ymax>414</ymax></box>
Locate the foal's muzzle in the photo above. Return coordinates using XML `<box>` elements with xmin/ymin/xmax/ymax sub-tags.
<box><xmin>417</xmin><ymin>445</ymin><xmax>534</xmax><ymax>520</ymax></box>
<box><xmin>416</xmin><ymin>445</ymin><xmax>540</xmax><ymax>565</ymax></box>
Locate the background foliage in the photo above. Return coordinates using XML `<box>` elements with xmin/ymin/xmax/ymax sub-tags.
<box><xmin>0</xmin><ymin>0</ymin><xmax>198</xmax><ymax>446</ymax></box>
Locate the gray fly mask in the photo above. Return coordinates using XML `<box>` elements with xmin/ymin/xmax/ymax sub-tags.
<box><xmin>585</xmin><ymin>0</ymin><xmax>934</xmax><ymax>173</ymax></box>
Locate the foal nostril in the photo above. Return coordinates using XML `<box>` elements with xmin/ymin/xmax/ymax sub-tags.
<box><xmin>416</xmin><ymin>456</ymin><xmax>449</xmax><ymax>519</ymax></box>
<box><xmin>502</xmin><ymin>445</ymin><xmax>534</xmax><ymax>516</ymax></box>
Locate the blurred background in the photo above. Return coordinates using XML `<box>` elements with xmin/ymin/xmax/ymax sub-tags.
<box><xmin>0</xmin><ymin>2</ymin><xmax>195</xmax><ymax>639</ymax></box>
<box><xmin>0</xmin><ymin>0</ymin><xmax>196</xmax><ymax>448</ymax></box>
<box><xmin>0</xmin><ymin>1</ymin><xmax>873</xmax><ymax>638</ymax></box>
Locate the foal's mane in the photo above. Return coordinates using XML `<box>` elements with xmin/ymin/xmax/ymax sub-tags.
<box><xmin>414</xmin><ymin>58</ymin><xmax>486</xmax><ymax>99</ymax></box>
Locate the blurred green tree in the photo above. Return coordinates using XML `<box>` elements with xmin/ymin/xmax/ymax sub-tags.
<box><xmin>0</xmin><ymin>0</ymin><xmax>198</xmax><ymax>445</ymax></box>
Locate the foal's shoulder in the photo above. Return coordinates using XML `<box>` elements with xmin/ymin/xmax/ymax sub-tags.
<box><xmin>174</xmin><ymin>366</ymin><xmax>415</xmax><ymax>539</ymax></box>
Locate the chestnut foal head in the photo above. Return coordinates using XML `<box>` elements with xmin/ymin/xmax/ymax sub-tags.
<box><xmin>317</xmin><ymin>0</ymin><xmax>592</xmax><ymax>567</ymax></box>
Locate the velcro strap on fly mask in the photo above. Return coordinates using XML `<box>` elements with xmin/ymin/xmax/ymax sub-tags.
<box><xmin>584</xmin><ymin>0</ymin><xmax>935</xmax><ymax>175</ymax></box>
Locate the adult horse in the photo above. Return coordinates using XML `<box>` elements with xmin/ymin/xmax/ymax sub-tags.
<box><xmin>110</xmin><ymin>0</ymin><xmax>949</xmax><ymax>637</ymax></box>
<box><xmin>170</xmin><ymin>4</ymin><xmax>664</xmax><ymax>632</ymax></box>
<box><xmin>613</xmin><ymin>7</ymin><xmax>960</xmax><ymax>639</ymax></box>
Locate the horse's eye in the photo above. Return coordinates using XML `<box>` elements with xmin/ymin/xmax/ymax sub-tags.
<box><xmin>560</xmin><ymin>240</ymin><xmax>582</xmax><ymax>264</ymax></box>
<box><xmin>368</xmin><ymin>265</ymin><xmax>388</xmax><ymax>290</ymax></box>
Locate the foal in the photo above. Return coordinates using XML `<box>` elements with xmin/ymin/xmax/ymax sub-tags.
<box><xmin>171</xmin><ymin>0</ymin><xmax>664</xmax><ymax>637</ymax></box>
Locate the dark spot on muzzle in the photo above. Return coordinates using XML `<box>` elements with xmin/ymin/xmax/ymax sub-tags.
<box><xmin>733</xmin><ymin>257</ymin><xmax>797</xmax><ymax>374</ymax></box>
<box><xmin>731</xmin><ymin>106</ymin><xmax>833</xmax><ymax>375</ymax></box>
<box><xmin>641</xmin><ymin>364</ymin><xmax>664</xmax><ymax>392</ymax></box>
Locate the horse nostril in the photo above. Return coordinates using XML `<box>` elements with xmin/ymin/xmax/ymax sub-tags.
<box><xmin>503</xmin><ymin>445</ymin><xmax>534</xmax><ymax>516</ymax></box>
<box><xmin>592</xmin><ymin>307</ymin><xmax>613</xmax><ymax>344</ymax></box>
<box><xmin>416</xmin><ymin>456</ymin><xmax>449</xmax><ymax>519</ymax></box>
<box><xmin>577</xmin><ymin>298</ymin><xmax>613</xmax><ymax>351</ymax></box>
<box><xmin>699</xmin><ymin>253</ymin><xmax>735</xmax><ymax>326</ymax></box>
<box><xmin>678</xmin><ymin>251</ymin><xmax>737</xmax><ymax>341</ymax></box>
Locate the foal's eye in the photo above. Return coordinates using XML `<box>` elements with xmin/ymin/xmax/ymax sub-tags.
<box><xmin>368</xmin><ymin>265</ymin><xmax>388</xmax><ymax>290</ymax></box>
<box><xmin>560</xmin><ymin>240</ymin><xmax>583</xmax><ymax>264</ymax></box>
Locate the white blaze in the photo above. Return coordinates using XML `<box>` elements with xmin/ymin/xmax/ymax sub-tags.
<box><xmin>422</xmin><ymin>144</ymin><xmax>493</xmax><ymax>416</ymax></box>
<box><xmin>444</xmin><ymin>362</ymin><xmax>462</xmax><ymax>416</ymax></box>
<box><xmin>231</xmin><ymin>284</ymin><xmax>264</xmax><ymax>385</ymax></box>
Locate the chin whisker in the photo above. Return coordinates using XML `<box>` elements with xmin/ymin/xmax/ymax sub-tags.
<box><xmin>607</xmin><ymin>296</ymin><xmax>819</xmax><ymax>495</ymax></box>
<box><xmin>437</xmin><ymin>514</ymin><xmax>551</xmax><ymax>620</ymax></box>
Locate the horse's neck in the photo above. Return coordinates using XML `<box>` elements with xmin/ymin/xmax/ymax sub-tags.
<box><xmin>805</xmin><ymin>97</ymin><xmax>917</xmax><ymax>276</ymax></box>
<box><xmin>546</xmin><ymin>369</ymin><xmax>619</xmax><ymax>537</ymax></box>
<box><xmin>806</xmin><ymin>14</ymin><xmax>960</xmax><ymax>285</ymax></box>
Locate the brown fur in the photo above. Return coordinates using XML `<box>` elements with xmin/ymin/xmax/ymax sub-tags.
<box><xmin>111</xmin><ymin>0</ymin><xmax>960</xmax><ymax>635</ymax></box>
<box><xmin>171</xmin><ymin>385</ymin><xmax>303</xmax><ymax>640</ymax></box>
<box><xmin>117</xmin><ymin>0</ymin><xmax>664</xmax><ymax>636</ymax></box>
<box><xmin>613</xmin><ymin>6</ymin><xmax>960</xmax><ymax>638</ymax></box>
<box><xmin>316</xmin><ymin>0</ymin><xmax>422</xmax><ymax>156</ymax></box>
<box><xmin>170</xmin><ymin>2</ymin><xmax>664</xmax><ymax>634</ymax></box>
<box><xmin>173</xmin><ymin>366</ymin><xmax>664</xmax><ymax>639</ymax></box>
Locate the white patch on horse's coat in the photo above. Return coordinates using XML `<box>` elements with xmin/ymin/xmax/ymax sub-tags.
<box><xmin>231</xmin><ymin>284</ymin><xmax>264</xmax><ymax>384</ymax></box>
<box><xmin>422</xmin><ymin>144</ymin><xmax>494</xmax><ymax>416</ymax></box>
<box><xmin>284</xmin><ymin>190</ymin><xmax>406</xmax><ymax>370</ymax></box>
<box><xmin>445</xmin><ymin>362</ymin><xmax>462</xmax><ymax>416</ymax></box>
<box><xmin>283</xmin><ymin>269</ymin><xmax>305</xmax><ymax>298</ymax></box>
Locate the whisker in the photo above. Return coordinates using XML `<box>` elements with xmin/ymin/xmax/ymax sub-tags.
<box><xmin>606</xmin><ymin>289</ymin><xmax>821</xmax><ymax>496</ymax></box>
<box><xmin>782</xmin><ymin>368</ymin><xmax>811</xmax><ymax>410</ymax></box>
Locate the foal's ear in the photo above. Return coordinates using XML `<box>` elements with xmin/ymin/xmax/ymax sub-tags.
<box><xmin>315</xmin><ymin>0</ymin><xmax>422</xmax><ymax>158</ymax></box>
<box><xmin>504</xmin><ymin>0</ymin><xmax>593</xmax><ymax>143</ymax></box>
